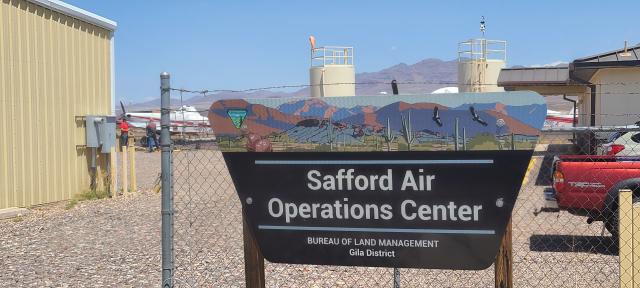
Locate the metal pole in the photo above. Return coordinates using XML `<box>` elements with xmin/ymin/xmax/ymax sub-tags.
<box><xmin>180</xmin><ymin>89</ymin><xmax>184</xmax><ymax>141</ymax></box>
<box><xmin>510</xmin><ymin>133</ymin><xmax>515</xmax><ymax>151</ymax></box>
<box><xmin>454</xmin><ymin>118</ymin><xmax>459</xmax><ymax>151</ymax></box>
<box><xmin>462</xmin><ymin>127</ymin><xmax>467</xmax><ymax>151</ymax></box>
<box><xmin>393</xmin><ymin>268</ymin><xmax>401</xmax><ymax>288</ymax></box>
<box><xmin>161</xmin><ymin>72</ymin><xmax>173</xmax><ymax>288</ymax></box>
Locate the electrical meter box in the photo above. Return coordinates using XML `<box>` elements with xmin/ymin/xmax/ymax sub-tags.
<box><xmin>85</xmin><ymin>116</ymin><xmax>116</xmax><ymax>153</ymax></box>
<box><xmin>101</xmin><ymin>116</ymin><xmax>116</xmax><ymax>153</ymax></box>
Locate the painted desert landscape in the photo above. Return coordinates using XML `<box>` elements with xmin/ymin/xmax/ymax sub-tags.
<box><xmin>208</xmin><ymin>92</ymin><xmax>546</xmax><ymax>152</ymax></box>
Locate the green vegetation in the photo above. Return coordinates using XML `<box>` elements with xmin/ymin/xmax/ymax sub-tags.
<box><xmin>315</xmin><ymin>144</ymin><xmax>332</xmax><ymax>152</ymax></box>
<box><xmin>65</xmin><ymin>190</ymin><xmax>109</xmax><ymax>210</ymax></box>
<box><xmin>216</xmin><ymin>136</ymin><xmax>247</xmax><ymax>152</ymax></box>
<box><xmin>467</xmin><ymin>133</ymin><xmax>500</xmax><ymax>150</ymax></box>
<box><xmin>216</xmin><ymin>130</ymin><xmax>538</xmax><ymax>152</ymax></box>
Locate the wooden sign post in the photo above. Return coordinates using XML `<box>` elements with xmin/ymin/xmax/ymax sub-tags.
<box><xmin>243</xmin><ymin>215</ymin><xmax>265</xmax><ymax>288</ymax></box>
<box><xmin>494</xmin><ymin>220</ymin><xmax>513</xmax><ymax>288</ymax></box>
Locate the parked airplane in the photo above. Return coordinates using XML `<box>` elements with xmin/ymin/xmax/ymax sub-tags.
<box><xmin>545</xmin><ymin>109</ymin><xmax>577</xmax><ymax>128</ymax></box>
<box><xmin>119</xmin><ymin>102</ymin><xmax>211</xmax><ymax>134</ymax></box>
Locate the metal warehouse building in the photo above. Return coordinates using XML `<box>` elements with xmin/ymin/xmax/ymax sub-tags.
<box><xmin>0</xmin><ymin>0</ymin><xmax>116</xmax><ymax>209</ymax></box>
<box><xmin>498</xmin><ymin>43</ymin><xmax>640</xmax><ymax>127</ymax></box>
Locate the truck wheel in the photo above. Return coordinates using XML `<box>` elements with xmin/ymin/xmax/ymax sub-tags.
<box><xmin>603</xmin><ymin>178</ymin><xmax>640</xmax><ymax>238</ymax></box>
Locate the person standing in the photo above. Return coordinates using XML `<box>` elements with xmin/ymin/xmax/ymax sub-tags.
<box><xmin>119</xmin><ymin>119</ymin><xmax>129</xmax><ymax>149</ymax></box>
<box><xmin>149</xmin><ymin>121</ymin><xmax>160</xmax><ymax>151</ymax></box>
<box><xmin>146</xmin><ymin>122</ymin><xmax>156</xmax><ymax>152</ymax></box>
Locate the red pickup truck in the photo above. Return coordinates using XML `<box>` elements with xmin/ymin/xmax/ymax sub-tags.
<box><xmin>545</xmin><ymin>155</ymin><xmax>640</xmax><ymax>236</ymax></box>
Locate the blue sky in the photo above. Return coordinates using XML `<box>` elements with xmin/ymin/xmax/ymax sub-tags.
<box><xmin>65</xmin><ymin>0</ymin><xmax>640</xmax><ymax>104</ymax></box>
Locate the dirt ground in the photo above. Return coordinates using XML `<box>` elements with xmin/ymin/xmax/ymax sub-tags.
<box><xmin>0</xmin><ymin>147</ymin><xmax>621</xmax><ymax>287</ymax></box>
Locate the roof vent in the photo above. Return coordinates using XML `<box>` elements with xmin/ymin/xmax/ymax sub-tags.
<box><xmin>619</xmin><ymin>40</ymin><xmax>631</xmax><ymax>57</ymax></box>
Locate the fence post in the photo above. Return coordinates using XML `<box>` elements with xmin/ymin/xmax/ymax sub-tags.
<box><xmin>619</xmin><ymin>189</ymin><xmax>638</xmax><ymax>288</ymax></box>
<box><xmin>634</xmin><ymin>197</ymin><xmax>640</xmax><ymax>288</ymax></box>
<box><xmin>393</xmin><ymin>268</ymin><xmax>401</xmax><ymax>288</ymax></box>
<box><xmin>121</xmin><ymin>145</ymin><xmax>128</xmax><ymax>195</ymax></box>
<box><xmin>129</xmin><ymin>136</ymin><xmax>137</xmax><ymax>192</ymax></box>
<box><xmin>161</xmin><ymin>72</ymin><xmax>174</xmax><ymax>288</ymax></box>
<box><xmin>109</xmin><ymin>147</ymin><xmax>117</xmax><ymax>198</ymax></box>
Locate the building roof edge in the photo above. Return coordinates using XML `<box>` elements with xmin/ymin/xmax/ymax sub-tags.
<box><xmin>27</xmin><ymin>0</ymin><xmax>117</xmax><ymax>31</ymax></box>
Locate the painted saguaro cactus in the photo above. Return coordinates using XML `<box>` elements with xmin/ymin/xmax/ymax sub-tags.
<box><xmin>382</xmin><ymin>117</ymin><xmax>396</xmax><ymax>152</ymax></box>
<box><xmin>401</xmin><ymin>112</ymin><xmax>416</xmax><ymax>151</ymax></box>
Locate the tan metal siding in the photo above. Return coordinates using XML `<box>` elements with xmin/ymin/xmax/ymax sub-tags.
<box><xmin>0</xmin><ymin>0</ymin><xmax>112</xmax><ymax>209</ymax></box>
<box><xmin>590</xmin><ymin>68</ymin><xmax>640</xmax><ymax>126</ymax></box>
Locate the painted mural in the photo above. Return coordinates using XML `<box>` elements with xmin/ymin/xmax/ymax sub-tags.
<box><xmin>207</xmin><ymin>92</ymin><xmax>546</xmax><ymax>152</ymax></box>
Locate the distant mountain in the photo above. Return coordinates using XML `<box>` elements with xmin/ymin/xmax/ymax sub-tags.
<box><xmin>277</xmin><ymin>98</ymin><xmax>375</xmax><ymax>121</ymax></box>
<box><xmin>116</xmin><ymin>98</ymin><xmax>182</xmax><ymax>115</ymax></box>
<box><xmin>125</xmin><ymin>58</ymin><xmax>458</xmax><ymax>112</ymax></box>
<box><xmin>355</xmin><ymin>59</ymin><xmax>457</xmax><ymax>95</ymax></box>
<box><xmin>186</xmin><ymin>90</ymin><xmax>289</xmax><ymax>110</ymax></box>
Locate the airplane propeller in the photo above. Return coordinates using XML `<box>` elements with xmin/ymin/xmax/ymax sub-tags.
<box><xmin>469</xmin><ymin>106</ymin><xmax>488</xmax><ymax>126</ymax></box>
<box><xmin>119</xmin><ymin>101</ymin><xmax>131</xmax><ymax>120</ymax></box>
<box><xmin>432</xmin><ymin>106</ymin><xmax>443</xmax><ymax>127</ymax></box>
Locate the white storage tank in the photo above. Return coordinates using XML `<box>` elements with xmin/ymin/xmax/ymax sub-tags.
<box><xmin>309</xmin><ymin>46</ymin><xmax>355</xmax><ymax>97</ymax></box>
<box><xmin>457</xmin><ymin>39</ymin><xmax>506</xmax><ymax>93</ymax></box>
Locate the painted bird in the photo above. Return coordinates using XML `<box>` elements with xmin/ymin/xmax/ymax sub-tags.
<box><xmin>432</xmin><ymin>106</ymin><xmax>443</xmax><ymax>127</ymax></box>
<box><xmin>469</xmin><ymin>106</ymin><xmax>488</xmax><ymax>126</ymax></box>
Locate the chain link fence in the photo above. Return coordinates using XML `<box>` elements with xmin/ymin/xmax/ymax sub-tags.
<box><xmin>167</xmin><ymin>111</ymin><xmax>640</xmax><ymax>287</ymax></box>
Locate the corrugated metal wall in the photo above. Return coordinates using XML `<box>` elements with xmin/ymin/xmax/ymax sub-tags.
<box><xmin>592</xmin><ymin>68</ymin><xmax>640</xmax><ymax>126</ymax></box>
<box><xmin>0</xmin><ymin>0</ymin><xmax>112</xmax><ymax>209</ymax></box>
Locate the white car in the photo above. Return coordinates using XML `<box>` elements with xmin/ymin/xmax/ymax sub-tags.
<box><xmin>600</xmin><ymin>131</ymin><xmax>640</xmax><ymax>156</ymax></box>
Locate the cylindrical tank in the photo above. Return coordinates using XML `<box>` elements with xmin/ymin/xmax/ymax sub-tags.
<box><xmin>310</xmin><ymin>65</ymin><xmax>356</xmax><ymax>97</ymax></box>
<box><xmin>309</xmin><ymin>46</ymin><xmax>356</xmax><ymax>97</ymax></box>
<box><xmin>457</xmin><ymin>39</ymin><xmax>506</xmax><ymax>93</ymax></box>
<box><xmin>457</xmin><ymin>59</ymin><xmax>505</xmax><ymax>92</ymax></box>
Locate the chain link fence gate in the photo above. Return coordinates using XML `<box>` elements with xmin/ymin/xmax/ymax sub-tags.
<box><xmin>161</xmin><ymin>80</ymin><xmax>640</xmax><ymax>287</ymax></box>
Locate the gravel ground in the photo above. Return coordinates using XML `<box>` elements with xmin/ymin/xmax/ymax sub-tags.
<box><xmin>0</xmin><ymin>145</ymin><xmax>621</xmax><ymax>287</ymax></box>
<box><xmin>169</xmin><ymin>148</ymin><xmax>620</xmax><ymax>288</ymax></box>
<box><xmin>0</xmin><ymin>151</ymin><xmax>162</xmax><ymax>287</ymax></box>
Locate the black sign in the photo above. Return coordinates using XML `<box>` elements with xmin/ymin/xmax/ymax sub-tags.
<box><xmin>224</xmin><ymin>150</ymin><xmax>531</xmax><ymax>270</ymax></box>
<box><xmin>209</xmin><ymin>93</ymin><xmax>546</xmax><ymax>269</ymax></box>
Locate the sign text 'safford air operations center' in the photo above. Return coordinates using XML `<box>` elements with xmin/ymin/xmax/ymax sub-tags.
<box><xmin>208</xmin><ymin>92</ymin><xmax>546</xmax><ymax>270</ymax></box>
